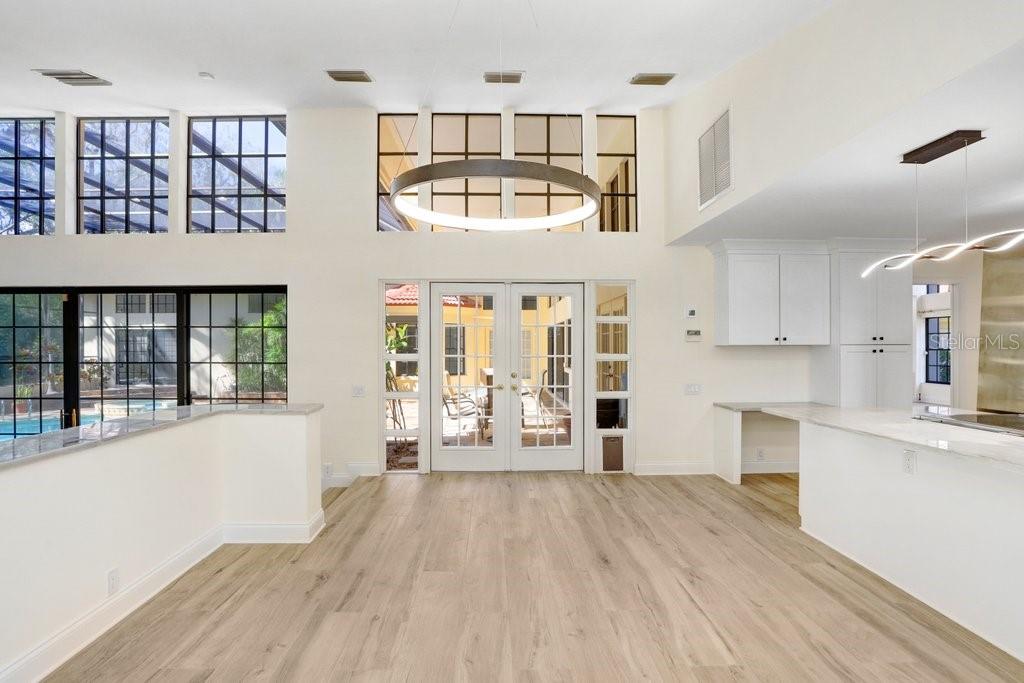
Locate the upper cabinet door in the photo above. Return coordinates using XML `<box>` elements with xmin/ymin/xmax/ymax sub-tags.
<box><xmin>727</xmin><ymin>253</ymin><xmax>780</xmax><ymax>345</ymax></box>
<box><xmin>839</xmin><ymin>252</ymin><xmax>878</xmax><ymax>345</ymax></box>
<box><xmin>876</xmin><ymin>266</ymin><xmax>913</xmax><ymax>345</ymax></box>
<box><xmin>779</xmin><ymin>253</ymin><xmax>830</xmax><ymax>345</ymax></box>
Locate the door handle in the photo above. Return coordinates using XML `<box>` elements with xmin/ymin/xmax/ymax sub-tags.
<box><xmin>511</xmin><ymin>371</ymin><xmax>518</xmax><ymax>379</ymax></box>
<box><xmin>510</xmin><ymin>384</ymin><xmax>519</xmax><ymax>391</ymax></box>
<box><xmin>494</xmin><ymin>384</ymin><xmax>504</xmax><ymax>390</ymax></box>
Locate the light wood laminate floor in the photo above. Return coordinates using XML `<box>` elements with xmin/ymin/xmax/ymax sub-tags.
<box><xmin>49</xmin><ymin>473</ymin><xmax>1023</xmax><ymax>681</ymax></box>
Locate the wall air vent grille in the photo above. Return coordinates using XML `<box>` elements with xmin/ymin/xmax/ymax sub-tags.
<box><xmin>629</xmin><ymin>73</ymin><xmax>675</xmax><ymax>86</ymax></box>
<box><xmin>699</xmin><ymin>110</ymin><xmax>730</xmax><ymax>207</ymax></box>
<box><xmin>326</xmin><ymin>70</ymin><xmax>373</xmax><ymax>83</ymax></box>
<box><xmin>33</xmin><ymin>69</ymin><xmax>111</xmax><ymax>86</ymax></box>
<box><xmin>483</xmin><ymin>71</ymin><xmax>524</xmax><ymax>84</ymax></box>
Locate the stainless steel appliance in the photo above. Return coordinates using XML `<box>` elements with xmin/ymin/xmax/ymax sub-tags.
<box><xmin>915</xmin><ymin>411</ymin><xmax>1024</xmax><ymax>436</ymax></box>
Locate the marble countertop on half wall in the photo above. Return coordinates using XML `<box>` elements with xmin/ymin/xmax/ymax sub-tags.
<box><xmin>0</xmin><ymin>403</ymin><xmax>323</xmax><ymax>470</ymax></box>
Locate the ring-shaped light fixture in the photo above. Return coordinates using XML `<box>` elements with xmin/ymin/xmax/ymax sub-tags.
<box><xmin>390</xmin><ymin>159</ymin><xmax>602</xmax><ymax>232</ymax></box>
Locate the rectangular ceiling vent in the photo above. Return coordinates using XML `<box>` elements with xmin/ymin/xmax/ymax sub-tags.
<box><xmin>483</xmin><ymin>71</ymin><xmax>524</xmax><ymax>84</ymax></box>
<box><xmin>33</xmin><ymin>69</ymin><xmax>111</xmax><ymax>86</ymax></box>
<box><xmin>326</xmin><ymin>70</ymin><xmax>373</xmax><ymax>83</ymax></box>
<box><xmin>698</xmin><ymin>110</ymin><xmax>731</xmax><ymax>208</ymax></box>
<box><xmin>629</xmin><ymin>73</ymin><xmax>676</xmax><ymax>86</ymax></box>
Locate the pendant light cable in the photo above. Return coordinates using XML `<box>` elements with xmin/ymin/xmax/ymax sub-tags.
<box><xmin>963</xmin><ymin>140</ymin><xmax>969</xmax><ymax>244</ymax></box>
<box><xmin>914</xmin><ymin>164</ymin><xmax>920</xmax><ymax>250</ymax></box>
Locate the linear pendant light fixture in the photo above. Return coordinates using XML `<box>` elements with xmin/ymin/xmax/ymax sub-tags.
<box><xmin>388</xmin><ymin>0</ymin><xmax>600</xmax><ymax>231</ymax></box>
<box><xmin>860</xmin><ymin>130</ymin><xmax>1024</xmax><ymax>277</ymax></box>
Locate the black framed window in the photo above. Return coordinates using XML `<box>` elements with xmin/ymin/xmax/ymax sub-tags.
<box><xmin>188</xmin><ymin>116</ymin><xmax>286</xmax><ymax>233</ymax></box>
<box><xmin>926</xmin><ymin>316</ymin><xmax>951</xmax><ymax>384</ymax></box>
<box><xmin>78</xmin><ymin>118</ymin><xmax>169</xmax><ymax>233</ymax></box>
<box><xmin>431</xmin><ymin>113</ymin><xmax>501</xmax><ymax>232</ymax></box>
<box><xmin>0</xmin><ymin>293</ymin><xmax>64</xmax><ymax>440</ymax></box>
<box><xmin>78</xmin><ymin>292</ymin><xmax>178</xmax><ymax>422</ymax></box>
<box><xmin>378</xmin><ymin>114</ymin><xmax>419</xmax><ymax>232</ymax></box>
<box><xmin>0</xmin><ymin>119</ymin><xmax>56</xmax><ymax>235</ymax></box>
<box><xmin>514</xmin><ymin>114</ymin><xmax>584</xmax><ymax>232</ymax></box>
<box><xmin>188</xmin><ymin>291</ymin><xmax>287</xmax><ymax>403</ymax></box>
<box><xmin>597</xmin><ymin>115</ymin><xmax>637</xmax><ymax>232</ymax></box>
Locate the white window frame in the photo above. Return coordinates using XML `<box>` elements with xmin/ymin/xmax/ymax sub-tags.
<box><xmin>380</xmin><ymin>280</ymin><xmax>430</xmax><ymax>474</ymax></box>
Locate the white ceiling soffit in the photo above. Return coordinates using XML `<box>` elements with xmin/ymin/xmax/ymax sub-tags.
<box><xmin>681</xmin><ymin>39</ymin><xmax>1024</xmax><ymax>246</ymax></box>
<box><xmin>0</xmin><ymin>0</ymin><xmax>830</xmax><ymax>116</ymax></box>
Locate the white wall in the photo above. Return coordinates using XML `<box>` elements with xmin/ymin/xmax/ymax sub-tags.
<box><xmin>664</xmin><ymin>0</ymin><xmax>1024</xmax><ymax>243</ymax></box>
<box><xmin>0</xmin><ymin>412</ymin><xmax>322</xmax><ymax>681</ymax></box>
<box><xmin>740</xmin><ymin>411</ymin><xmax>799</xmax><ymax>473</ymax></box>
<box><xmin>0</xmin><ymin>107</ymin><xmax>814</xmax><ymax>475</ymax></box>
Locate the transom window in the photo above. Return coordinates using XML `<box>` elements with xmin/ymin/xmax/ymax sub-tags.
<box><xmin>188</xmin><ymin>116</ymin><xmax>286</xmax><ymax>233</ymax></box>
<box><xmin>431</xmin><ymin>113</ymin><xmax>501</xmax><ymax>232</ymax></box>
<box><xmin>378</xmin><ymin>114</ymin><xmax>419</xmax><ymax>232</ymax></box>
<box><xmin>926</xmin><ymin>316</ymin><xmax>951</xmax><ymax>385</ymax></box>
<box><xmin>597</xmin><ymin>116</ymin><xmax>637</xmax><ymax>232</ymax></box>
<box><xmin>0</xmin><ymin>119</ymin><xmax>56</xmax><ymax>235</ymax></box>
<box><xmin>514</xmin><ymin>114</ymin><xmax>583</xmax><ymax>232</ymax></box>
<box><xmin>78</xmin><ymin>118</ymin><xmax>170</xmax><ymax>233</ymax></box>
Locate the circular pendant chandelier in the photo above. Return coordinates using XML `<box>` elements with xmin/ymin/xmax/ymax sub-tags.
<box><xmin>390</xmin><ymin>159</ymin><xmax>601</xmax><ymax>232</ymax></box>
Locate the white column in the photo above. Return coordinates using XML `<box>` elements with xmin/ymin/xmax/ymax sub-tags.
<box><xmin>416</xmin><ymin>107</ymin><xmax>431</xmax><ymax>232</ymax></box>
<box><xmin>583</xmin><ymin>108</ymin><xmax>598</xmax><ymax>233</ymax></box>
<box><xmin>53</xmin><ymin>112</ymin><xmax>76</xmax><ymax>236</ymax></box>
<box><xmin>500</xmin><ymin>106</ymin><xmax>515</xmax><ymax>219</ymax></box>
<box><xmin>167</xmin><ymin>111</ymin><xmax>188</xmax><ymax>234</ymax></box>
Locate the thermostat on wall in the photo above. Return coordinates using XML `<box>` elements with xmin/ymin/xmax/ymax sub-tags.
<box><xmin>684</xmin><ymin>306</ymin><xmax>698</xmax><ymax>319</ymax></box>
<box><xmin>685</xmin><ymin>329</ymin><xmax>702</xmax><ymax>341</ymax></box>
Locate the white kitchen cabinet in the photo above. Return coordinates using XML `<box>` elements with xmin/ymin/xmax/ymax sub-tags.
<box><xmin>712</xmin><ymin>242</ymin><xmax>830</xmax><ymax>346</ymax></box>
<box><xmin>779</xmin><ymin>253</ymin><xmax>830</xmax><ymax>345</ymax></box>
<box><xmin>838</xmin><ymin>251</ymin><xmax>912</xmax><ymax>345</ymax></box>
<box><xmin>839</xmin><ymin>344</ymin><xmax>912</xmax><ymax>409</ymax></box>
<box><xmin>877</xmin><ymin>345</ymin><xmax>912</xmax><ymax>408</ymax></box>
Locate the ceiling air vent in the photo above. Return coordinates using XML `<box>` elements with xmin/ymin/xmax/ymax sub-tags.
<box><xmin>629</xmin><ymin>73</ymin><xmax>675</xmax><ymax>86</ymax></box>
<box><xmin>483</xmin><ymin>71</ymin><xmax>523</xmax><ymax>84</ymax></box>
<box><xmin>326</xmin><ymin>70</ymin><xmax>373</xmax><ymax>83</ymax></box>
<box><xmin>33</xmin><ymin>69</ymin><xmax>111</xmax><ymax>86</ymax></box>
<box><xmin>698</xmin><ymin>110</ymin><xmax>731</xmax><ymax>208</ymax></box>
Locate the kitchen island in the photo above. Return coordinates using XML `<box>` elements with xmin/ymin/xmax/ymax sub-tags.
<box><xmin>757</xmin><ymin>403</ymin><xmax>1024</xmax><ymax>661</ymax></box>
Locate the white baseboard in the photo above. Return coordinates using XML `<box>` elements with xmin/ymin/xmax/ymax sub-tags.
<box><xmin>1</xmin><ymin>526</ymin><xmax>223</xmax><ymax>683</ymax></box>
<box><xmin>742</xmin><ymin>460</ymin><xmax>800</xmax><ymax>474</ymax></box>
<box><xmin>321</xmin><ymin>461</ymin><xmax>379</xmax><ymax>490</ymax></box>
<box><xmin>323</xmin><ymin>472</ymin><xmax>356</xmax><ymax>489</ymax></box>
<box><xmin>223</xmin><ymin>509</ymin><xmax>325</xmax><ymax>544</ymax></box>
<box><xmin>347</xmin><ymin>461</ymin><xmax>381</xmax><ymax>477</ymax></box>
<box><xmin>635</xmin><ymin>460</ymin><xmax>714</xmax><ymax>475</ymax></box>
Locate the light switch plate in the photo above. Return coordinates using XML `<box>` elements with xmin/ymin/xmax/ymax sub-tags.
<box><xmin>351</xmin><ymin>385</ymin><xmax>366</xmax><ymax>398</ymax></box>
<box><xmin>685</xmin><ymin>384</ymin><xmax>702</xmax><ymax>395</ymax></box>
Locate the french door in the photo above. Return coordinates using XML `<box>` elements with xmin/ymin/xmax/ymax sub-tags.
<box><xmin>430</xmin><ymin>283</ymin><xmax>583</xmax><ymax>471</ymax></box>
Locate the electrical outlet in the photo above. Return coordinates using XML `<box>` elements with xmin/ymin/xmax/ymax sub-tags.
<box><xmin>107</xmin><ymin>568</ymin><xmax>120</xmax><ymax>597</ymax></box>
<box><xmin>323</xmin><ymin>463</ymin><xmax>333</xmax><ymax>478</ymax></box>
<box><xmin>684</xmin><ymin>383</ymin><xmax>702</xmax><ymax>395</ymax></box>
<box><xmin>902</xmin><ymin>449</ymin><xmax>917</xmax><ymax>475</ymax></box>
<box><xmin>351</xmin><ymin>385</ymin><xmax>366</xmax><ymax>398</ymax></box>
<box><xmin>755</xmin><ymin>447</ymin><xmax>767</xmax><ymax>462</ymax></box>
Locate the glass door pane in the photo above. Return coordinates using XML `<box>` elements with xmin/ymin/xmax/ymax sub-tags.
<box><xmin>431</xmin><ymin>283</ymin><xmax>506</xmax><ymax>471</ymax></box>
<box><xmin>511</xmin><ymin>284</ymin><xmax>583</xmax><ymax>471</ymax></box>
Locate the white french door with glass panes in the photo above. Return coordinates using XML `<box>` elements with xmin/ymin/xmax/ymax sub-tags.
<box><xmin>430</xmin><ymin>283</ymin><xmax>583</xmax><ymax>471</ymax></box>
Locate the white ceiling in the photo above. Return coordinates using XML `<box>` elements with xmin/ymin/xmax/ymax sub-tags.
<box><xmin>681</xmin><ymin>39</ymin><xmax>1024</xmax><ymax>246</ymax></box>
<box><xmin>0</xmin><ymin>0</ymin><xmax>830</xmax><ymax>116</ymax></box>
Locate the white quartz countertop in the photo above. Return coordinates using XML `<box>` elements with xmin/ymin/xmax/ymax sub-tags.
<box><xmin>713</xmin><ymin>401</ymin><xmax>823</xmax><ymax>412</ymax></box>
<box><xmin>0</xmin><ymin>402</ymin><xmax>324</xmax><ymax>470</ymax></box>
<box><xmin>761</xmin><ymin>403</ymin><xmax>1024</xmax><ymax>471</ymax></box>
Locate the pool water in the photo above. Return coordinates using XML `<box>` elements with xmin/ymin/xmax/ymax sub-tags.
<box><xmin>1</xmin><ymin>414</ymin><xmax>103</xmax><ymax>442</ymax></box>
